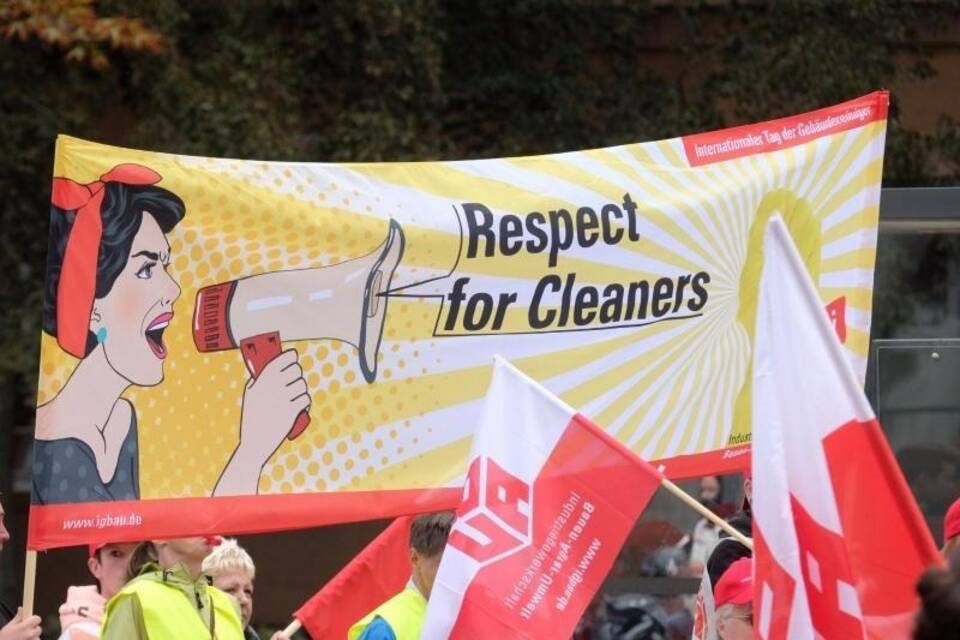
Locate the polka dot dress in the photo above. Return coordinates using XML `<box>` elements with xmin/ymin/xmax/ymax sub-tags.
<box><xmin>32</xmin><ymin>414</ymin><xmax>140</xmax><ymax>505</ymax></box>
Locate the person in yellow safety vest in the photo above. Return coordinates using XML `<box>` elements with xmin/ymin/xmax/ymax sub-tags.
<box><xmin>101</xmin><ymin>536</ymin><xmax>244</xmax><ymax>640</ymax></box>
<box><xmin>348</xmin><ymin>512</ymin><xmax>456</xmax><ymax>640</ymax></box>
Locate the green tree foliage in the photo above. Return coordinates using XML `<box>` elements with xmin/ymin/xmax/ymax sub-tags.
<box><xmin>1</xmin><ymin>0</ymin><xmax>959</xmax><ymax>394</ymax></box>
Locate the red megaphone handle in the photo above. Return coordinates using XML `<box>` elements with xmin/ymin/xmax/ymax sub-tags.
<box><xmin>288</xmin><ymin>412</ymin><xmax>311</xmax><ymax>439</ymax></box>
<box><xmin>239</xmin><ymin>332</ymin><xmax>311</xmax><ymax>441</ymax></box>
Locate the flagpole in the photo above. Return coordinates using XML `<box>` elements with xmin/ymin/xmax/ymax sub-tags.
<box><xmin>22</xmin><ymin>550</ymin><xmax>37</xmax><ymax>617</ymax></box>
<box><xmin>659</xmin><ymin>478</ymin><xmax>754</xmax><ymax>551</ymax></box>
<box><xmin>279</xmin><ymin>619</ymin><xmax>302</xmax><ymax>638</ymax></box>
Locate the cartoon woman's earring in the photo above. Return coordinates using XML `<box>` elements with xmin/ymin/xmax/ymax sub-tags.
<box><xmin>96</xmin><ymin>327</ymin><xmax>108</xmax><ymax>344</ymax></box>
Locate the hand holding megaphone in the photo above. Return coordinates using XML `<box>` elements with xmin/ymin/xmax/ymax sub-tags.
<box><xmin>214</xmin><ymin>343</ymin><xmax>311</xmax><ymax>497</ymax></box>
<box><xmin>204</xmin><ymin>220</ymin><xmax>405</xmax><ymax>497</ymax></box>
<box><xmin>238</xmin><ymin>346</ymin><xmax>310</xmax><ymax>466</ymax></box>
<box><xmin>241</xmin><ymin>332</ymin><xmax>311</xmax><ymax>439</ymax></box>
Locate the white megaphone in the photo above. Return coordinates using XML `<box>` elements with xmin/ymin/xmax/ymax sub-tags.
<box><xmin>193</xmin><ymin>219</ymin><xmax>405</xmax><ymax>384</ymax></box>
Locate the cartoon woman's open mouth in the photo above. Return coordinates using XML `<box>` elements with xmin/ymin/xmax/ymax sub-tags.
<box><xmin>145</xmin><ymin>312</ymin><xmax>173</xmax><ymax>359</ymax></box>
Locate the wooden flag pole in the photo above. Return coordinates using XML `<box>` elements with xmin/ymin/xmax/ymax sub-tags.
<box><xmin>659</xmin><ymin>478</ymin><xmax>754</xmax><ymax>551</ymax></box>
<box><xmin>22</xmin><ymin>550</ymin><xmax>37</xmax><ymax>617</ymax></box>
<box><xmin>280</xmin><ymin>619</ymin><xmax>302</xmax><ymax>638</ymax></box>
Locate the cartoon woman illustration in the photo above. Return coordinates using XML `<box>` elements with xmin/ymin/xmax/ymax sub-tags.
<box><xmin>32</xmin><ymin>164</ymin><xmax>311</xmax><ymax>504</ymax></box>
<box><xmin>34</xmin><ymin>163</ymin><xmax>405</xmax><ymax>505</ymax></box>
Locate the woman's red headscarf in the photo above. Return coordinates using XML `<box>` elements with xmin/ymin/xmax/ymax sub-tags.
<box><xmin>50</xmin><ymin>164</ymin><xmax>162</xmax><ymax>358</ymax></box>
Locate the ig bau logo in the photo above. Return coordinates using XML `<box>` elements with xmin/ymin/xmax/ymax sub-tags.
<box><xmin>447</xmin><ymin>456</ymin><xmax>532</xmax><ymax>564</ymax></box>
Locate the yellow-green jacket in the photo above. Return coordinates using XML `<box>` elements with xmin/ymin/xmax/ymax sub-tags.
<box><xmin>347</xmin><ymin>586</ymin><xmax>427</xmax><ymax>640</ymax></box>
<box><xmin>102</xmin><ymin>563</ymin><xmax>244</xmax><ymax>640</ymax></box>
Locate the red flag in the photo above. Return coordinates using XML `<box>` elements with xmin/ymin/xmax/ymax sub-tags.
<box><xmin>422</xmin><ymin>357</ymin><xmax>664</xmax><ymax>639</ymax></box>
<box><xmin>293</xmin><ymin>516</ymin><xmax>413</xmax><ymax>639</ymax></box>
<box><xmin>751</xmin><ymin>218</ymin><xmax>940</xmax><ymax>639</ymax></box>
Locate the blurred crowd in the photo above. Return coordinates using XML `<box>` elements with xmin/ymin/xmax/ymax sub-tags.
<box><xmin>1</xmin><ymin>483</ymin><xmax>958</xmax><ymax>640</ymax></box>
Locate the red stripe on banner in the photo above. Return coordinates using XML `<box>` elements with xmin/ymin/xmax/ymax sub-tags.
<box><xmin>30</xmin><ymin>445</ymin><xmax>747</xmax><ymax>551</ymax></box>
<box><xmin>30</xmin><ymin>440</ymin><xmax>747</xmax><ymax>551</ymax></box>
<box><xmin>681</xmin><ymin>91</ymin><xmax>888</xmax><ymax>167</ymax></box>
<box><xmin>27</xmin><ymin>487</ymin><xmax>460</xmax><ymax>551</ymax></box>
<box><xmin>653</xmin><ymin>444</ymin><xmax>751</xmax><ymax>479</ymax></box>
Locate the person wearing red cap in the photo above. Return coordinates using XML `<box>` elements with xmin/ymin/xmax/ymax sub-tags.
<box><xmin>88</xmin><ymin>542</ymin><xmax>140</xmax><ymax>600</ymax></box>
<box><xmin>713</xmin><ymin>557</ymin><xmax>753</xmax><ymax>640</ymax></box>
<box><xmin>942</xmin><ymin>497</ymin><xmax>960</xmax><ymax>560</ymax></box>
<box><xmin>101</xmin><ymin>536</ymin><xmax>243</xmax><ymax>640</ymax></box>
<box><xmin>693</xmin><ymin>472</ymin><xmax>752</xmax><ymax>640</ymax></box>
<box><xmin>56</xmin><ymin>542</ymin><xmax>137</xmax><ymax>640</ymax></box>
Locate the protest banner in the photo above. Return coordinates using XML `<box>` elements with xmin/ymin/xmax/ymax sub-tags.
<box><xmin>30</xmin><ymin>92</ymin><xmax>887</xmax><ymax>549</ymax></box>
<box><xmin>751</xmin><ymin>218</ymin><xmax>939</xmax><ymax>639</ymax></box>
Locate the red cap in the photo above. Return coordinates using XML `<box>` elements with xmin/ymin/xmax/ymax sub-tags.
<box><xmin>88</xmin><ymin>543</ymin><xmax>107</xmax><ymax>558</ymax></box>
<box><xmin>944</xmin><ymin>498</ymin><xmax>960</xmax><ymax>543</ymax></box>
<box><xmin>204</xmin><ymin>535</ymin><xmax>223</xmax><ymax>547</ymax></box>
<box><xmin>714</xmin><ymin>557</ymin><xmax>753</xmax><ymax>607</ymax></box>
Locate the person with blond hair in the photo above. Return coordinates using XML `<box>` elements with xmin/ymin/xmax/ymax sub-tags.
<box><xmin>202</xmin><ymin>538</ymin><xmax>260</xmax><ymax>640</ymax></box>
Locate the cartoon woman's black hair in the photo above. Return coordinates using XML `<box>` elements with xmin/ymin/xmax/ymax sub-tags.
<box><xmin>43</xmin><ymin>183</ymin><xmax>185</xmax><ymax>357</ymax></box>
